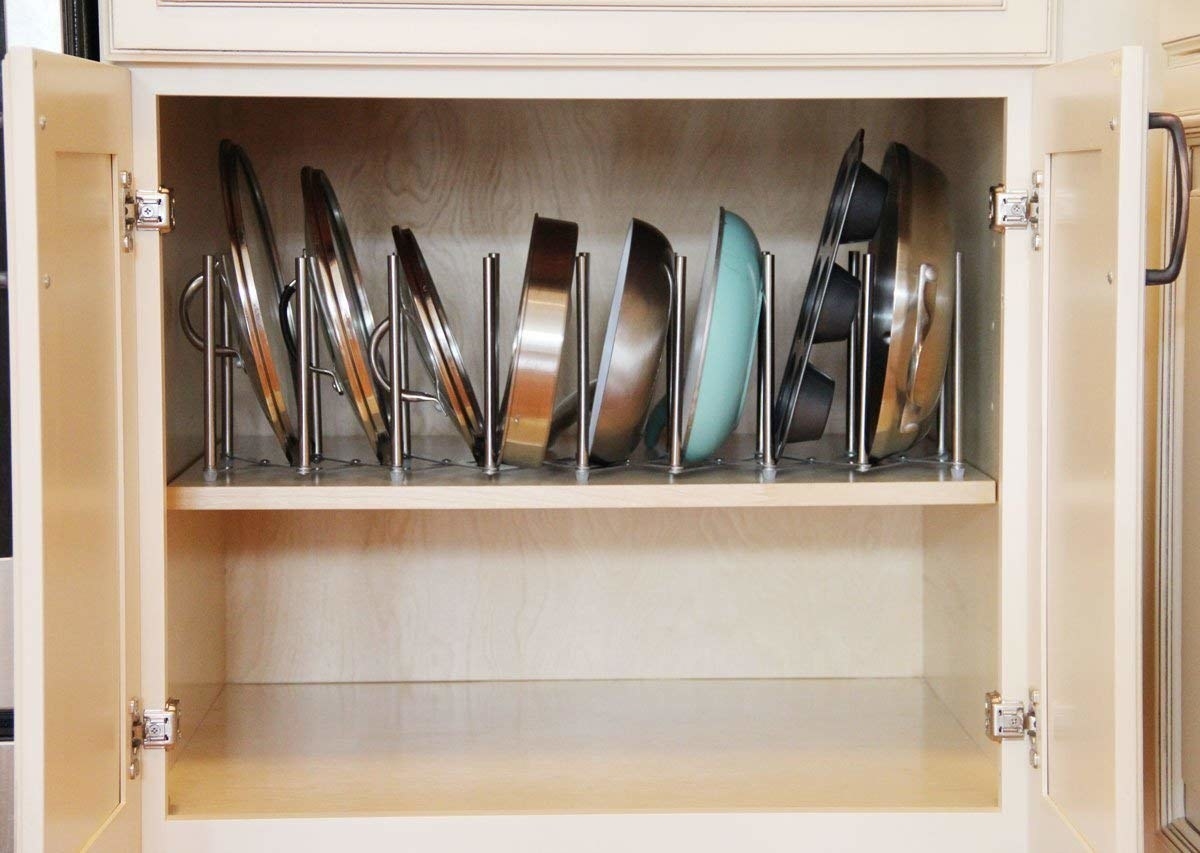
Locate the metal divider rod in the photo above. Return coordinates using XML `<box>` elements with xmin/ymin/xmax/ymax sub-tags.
<box><xmin>755</xmin><ymin>258</ymin><xmax>767</xmax><ymax>461</ymax></box>
<box><xmin>855</xmin><ymin>254</ymin><xmax>874</xmax><ymax>471</ymax></box>
<box><xmin>203</xmin><ymin>255</ymin><xmax>219</xmax><ymax>478</ymax></box>
<box><xmin>760</xmin><ymin>253</ymin><xmax>777</xmax><ymax>472</ymax></box>
<box><xmin>308</xmin><ymin>254</ymin><xmax>323</xmax><ymax>462</ymax></box>
<box><xmin>220</xmin><ymin>279</ymin><xmax>234</xmax><ymax>462</ymax></box>
<box><xmin>668</xmin><ymin>254</ymin><xmax>687</xmax><ymax>474</ymax></box>
<box><xmin>483</xmin><ymin>253</ymin><xmax>501</xmax><ymax>475</ymax></box>
<box><xmin>398</xmin><ymin>289</ymin><xmax>412</xmax><ymax>465</ymax></box>
<box><xmin>846</xmin><ymin>251</ymin><xmax>861</xmax><ymax>460</ymax></box>
<box><xmin>296</xmin><ymin>256</ymin><xmax>315</xmax><ymax>475</ymax></box>
<box><xmin>575</xmin><ymin>252</ymin><xmax>591</xmax><ymax>472</ymax></box>
<box><xmin>952</xmin><ymin>251</ymin><xmax>964</xmax><ymax>469</ymax></box>
<box><xmin>386</xmin><ymin>254</ymin><xmax>407</xmax><ymax>473</ymax></box>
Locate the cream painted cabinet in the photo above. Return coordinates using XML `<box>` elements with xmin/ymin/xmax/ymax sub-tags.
<box><xmin>1</xmin><ymin>39</ymin><xmax>1170</xmax><ymax>853</ymax></box>
<box><xmin>101</xmin><ymin>0</ymin><xmax>1054</xmax><ymax>66</ymax></box>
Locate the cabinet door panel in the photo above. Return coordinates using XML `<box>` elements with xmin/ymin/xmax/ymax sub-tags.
<box><xmin>1030</xmin><ymin>47</ymin><xmax>1149</xmax><ymax>853</ymax></box>
<box><xmin>104</xmin><ymin>0</ymin><xmax>1052</xmax><ymax>64</ymax></box>
<box><xmin>3</xmin><ymin>49</ymin><xmax>139</xmax><ymax>853</ymax></box>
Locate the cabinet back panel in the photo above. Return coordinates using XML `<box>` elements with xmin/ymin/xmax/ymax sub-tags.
<box><xmin>159</xmin><ymin>97</ymin><xmax>1001</xmax><ymax>471</ymax></box>
<box><xmin>222</xmin><ymin>507</ymin><xmax>923</xmax><ymax>682</ymax></box>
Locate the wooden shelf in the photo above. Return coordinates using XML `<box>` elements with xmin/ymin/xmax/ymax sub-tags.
<box><xmin>166</xmin><ymin>436</ymin><xmax>995</xmax><ymax>511</ymax></box>
<box><xmin>167</xmin><ymin>678</ymin><xmax>998</xmax><ymax>818</ymax></box>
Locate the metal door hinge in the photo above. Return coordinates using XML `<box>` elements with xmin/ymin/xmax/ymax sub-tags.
<box><xmin>989</xmin><ymin>174</ymin><xmax>1042</xmax><ymax>249</ymax></box>
<box><xmin>120</xmin><ymin>171</ymin><xmax>174</xmax><ymax>252</ymax></box>
<box><xmin>128</xmin><ymin>697</ymin><xmax>180</xmax><ymax>780</ymax></box>
<box><xmin>985</xmin><ymin>689</ymin><xmax>1040</xmax><ymax>769</ymax></box>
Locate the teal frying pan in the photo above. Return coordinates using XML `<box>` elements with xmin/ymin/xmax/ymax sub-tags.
<box><xmin>647</xmin><ymin>208</ymin><xmax>763</xmax><ymax>463</ymax></box>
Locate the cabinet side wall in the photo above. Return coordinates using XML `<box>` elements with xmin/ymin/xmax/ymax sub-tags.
<box><xmin>923</xmin><ymin>505</ymin><xmax>1000</xmax><ymax>761</ymax></box>
<box><xmin>159</xmin><ymin>97</ymin><xmax>237</xmax><ymax>480</ymax></box>
<box><xmin>223</xmin><ymin>507</ymin><xmax>923</xmax><ymax>683</ymax></box>
<box><xmin>922</xmin><ymin>98</ymin><xmax>1005</xmax><ymax>480</ymax></box>
<box><xmin>166</xmin><ymin>510</ymin><xmax>227</xmax><ymax>764</ymax></box>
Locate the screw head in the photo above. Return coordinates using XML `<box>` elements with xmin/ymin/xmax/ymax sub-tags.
<box><xmin>40</xmin><ymin>274</ymin><xmax>51</xmax><ymax>289</ymax></box>
<box><xmin>37</xmin><ymin>116</ymin><xmax>47</xmax><ymax>130</ymax></box>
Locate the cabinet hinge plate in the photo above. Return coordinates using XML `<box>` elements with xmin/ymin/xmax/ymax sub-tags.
<box><xmin>129</xmin><ymin>697</ymin><xmax>180</xmax><ymax>780</ymax></box>
<box><xmin>120</xmin><ymin>171</ymin><xmax>175</xmax><ymax>252</ymax></box>
<box><xmin>985</xmin><ymin>689</ymin><xmax>1039</xmax><ymax>768</ymax></box>
<box><xmin>989</xmin><ymin>175</ymin><xmax>1042</xmax><ymax>249</ymax></box>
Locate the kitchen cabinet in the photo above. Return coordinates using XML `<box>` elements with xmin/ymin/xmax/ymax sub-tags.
<box><xmin>1</xmin><ymin>11</ymin><xmax>1173</xmax><ymax>852</ymax></box>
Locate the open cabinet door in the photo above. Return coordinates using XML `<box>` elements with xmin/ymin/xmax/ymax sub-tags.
<box><xmin>3</xmin><ymin>49</ymin><xmax>140</xmax><ymax>852</ymax></box>
<box><xmin>1029</xmin><ymin>47</ymin><xmax>1150</xmax><ymax>853</ymax></box>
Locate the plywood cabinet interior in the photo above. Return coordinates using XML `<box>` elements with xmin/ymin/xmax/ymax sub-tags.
<box><xmin>140</xmin><ymin>91</ymin><xmax>1013</xmax><ymax>834</ymax></box>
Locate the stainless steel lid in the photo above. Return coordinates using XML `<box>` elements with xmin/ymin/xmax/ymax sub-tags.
<box><xmin>218</xmin><ymin>140</ymin><xmax>299</xmax><ymax>464</ymax></box>
<box><xmin>301</xmin><ymin>166</ymin><xmax>390</xmax><ymax>463</ymax></box>
<box><xmin>392</xmin><ymin>226</ymin><xmax>483</xmax><ymax>462</ymax></box>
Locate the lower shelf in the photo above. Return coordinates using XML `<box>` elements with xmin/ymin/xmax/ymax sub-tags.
<box><xmin>167</xmin><ymin>678</ymin><xmax>998</xmax><ymax>818</ymax></box>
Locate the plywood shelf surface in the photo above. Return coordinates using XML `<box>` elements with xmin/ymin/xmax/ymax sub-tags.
<box><xmin>167</xmin><ymin>678</ymin><xmax>998</xmax><ymax>818</ymax></box>
<box><xmin>165</xmin><ymin>437</ymin><xmax>995</xmax><ymax>511</ymax></box>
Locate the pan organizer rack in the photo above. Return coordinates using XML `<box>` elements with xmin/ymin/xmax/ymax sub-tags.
<box><xmin>179</xmin><ymin>242</ymin><xmax>967</xmax><ymax>484</ymax></box>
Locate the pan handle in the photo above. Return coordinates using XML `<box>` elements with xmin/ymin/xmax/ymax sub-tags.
<box><xmin>1147</xmin><ymin>112</ymin><xmax>1191</xmax><ymax>286</ymax></box>
<box><xmin>368</xmin><ymin>316</ymin><xmax>439</xmax><ymax>405</ymax></box>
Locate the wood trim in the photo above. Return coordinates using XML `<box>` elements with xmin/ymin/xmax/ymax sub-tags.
<box><xmin>102</xmin><ymin>0</ymin><xmax>1055</xmax><ymax>65</ymax></box>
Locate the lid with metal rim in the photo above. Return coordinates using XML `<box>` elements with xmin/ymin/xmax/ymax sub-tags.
<box><xmin>391</xmin><ymin>226</ymin><xmax>483</xmax><ymax>462</ymax></box>
<box><xmin>218</xmin><ymin>139</ymin><xmax>299</xmax><ymax>464</ymax></box>
<box><xmin>301</xmin><ymin>166</ymin><xmax>389</xmax><ymax>463</ymax></box>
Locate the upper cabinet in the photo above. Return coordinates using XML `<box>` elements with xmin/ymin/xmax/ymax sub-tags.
<box><xmin>103</xmin><ymin>0</ymin><xmax>1054</xmax><ymax>64</ymax></box>
<box><xmin>1164</xmin><ymin>0</ymin><xmax>1200</xmax><ymax>57</ymax></box>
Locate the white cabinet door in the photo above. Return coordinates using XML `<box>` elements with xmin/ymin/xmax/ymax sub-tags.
<box><xmin>1029</xmin><ymin>46</ymin><xmax>1152</xmax><ymax>853</ymax></box>
<box><xmin>3</xmin><ymin>49</ymin><xmax>140</xmax><ymax>853</ymax></box>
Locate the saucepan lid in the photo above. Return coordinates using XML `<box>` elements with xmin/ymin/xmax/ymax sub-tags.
<box><xmin>302</xmin><ymin>166</ymin><xmax>390</xmax><ymax>463</ymax></box>
<box><xmin>391</xmin><ymin>226</ymin><xmax>484</xmax><ymax>462</ymax></box>
<box><xmin>218</xmin><ymin>139</ymin><xmax>299</xmax><ymax>464</ymax></box>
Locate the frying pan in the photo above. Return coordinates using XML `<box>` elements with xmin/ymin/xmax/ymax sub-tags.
<box><xmin>864</xmin><ymin>142</ymin><xmax>955</xmax><ymax>460</ymax></box>
<box><xmin>499</xmin><ymin>215</ymin><xmax>579</xmax><ymax>468</ymax></box>
<box><xmin>588</xmin><ymin>218</ymin><xmax>674</xmax><ymax>465</ymax></box>
<box><xmin>644</xmin><ymin>208</ymin><xmax>762</xmax><ymax>463</ymax></box>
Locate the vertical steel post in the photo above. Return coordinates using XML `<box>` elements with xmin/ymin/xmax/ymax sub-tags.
<box><xmin>952</xmin><ymin>251</ymin><xmax>964</xmax><ymax>469</ymax></box>
<box><xmin>846</xmin><ymin>251</ymin><xmax>861</xmax><ymax>460</ymax></box>
<box><xmin>483</xmin><ymin>253</ymin><xmax>501</xmax><ymax>474</ymax></box>
<box><xmin>575</xmin><ymin>252</ymin><xmax>591</xmax><ymax>472</ymax></box>
<box><xmin>202</xmin><ymin>255</ymin><xmax>219</xmax><ymax>478</ymax></box>
<box><xmin>668</xmin><ymin>254</ymin><xmax>687</xmax><ymax>474</ymax></box>
<box><xmin>855</xmin><ymin>253</ymin><xmax>874</xmax><ymax>471</ymax></box>
<box><xmin>387</xmin><ymin>254</ymin><xmax>407</xmax><ymax>473</ymax></box>
<box><xmin>308</xmin><ymin>255</ymin><xmax>323</xmax><ymax>462</ymax></box>
<box><xmin>220</xmin><ymin>273</ymin><xmax>234</xmax><ymax>463</ymax></box>
<box><xmin>296</xmin><ymin>256</ymin><xmax>314</xmax><ymax>475</ymax></box>
<box><xmin>760</xmin><ymin>252</ymin><xmax>777</xmax><ymax>472</ymax></box>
